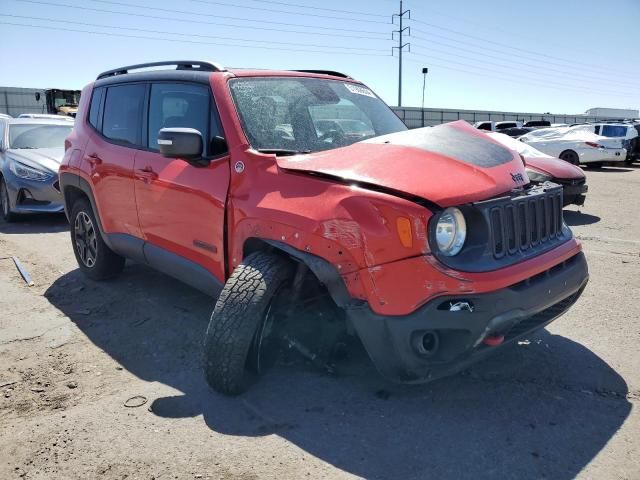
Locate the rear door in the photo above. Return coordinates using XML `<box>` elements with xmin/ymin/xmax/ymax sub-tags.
<box><xmin>84</xmin><ymin>83</ymin><xmax>145</xmax><ymax>238</ymax></box>
<box><xmin>134</xmin><ymin>82</ymin><xmax>230</xmax><ymax>287</ymax></box>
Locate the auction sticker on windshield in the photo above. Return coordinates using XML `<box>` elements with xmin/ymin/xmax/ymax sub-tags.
<box><xmin>344</xmin><ymin>84</ymin><xmax>376</xmax><ymax>98</ymax></box>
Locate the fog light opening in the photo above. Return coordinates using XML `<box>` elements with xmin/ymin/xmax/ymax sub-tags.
<box><xmin>413</xmin><ymin>330</ymin><xmax>440</xmax><ymax>357</ymax></box>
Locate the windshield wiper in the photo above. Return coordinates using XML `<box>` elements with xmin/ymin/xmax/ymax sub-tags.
<box><xmin>256</xmin><ymin>148</ymin><xmax>311</xmax><ymax>156</ymax></box>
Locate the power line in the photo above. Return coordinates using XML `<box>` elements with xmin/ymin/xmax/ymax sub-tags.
<box><xmin>409</xmin><ymin>42</ymin><xmax>638</xmax><ymax>91</ymax></box>
<box><xmin>232</xmin><ymin>0</ymin><xmax>389</xmax><ymax>18</ymax></box>
<box><xmin>409</xmin><ymin>21</ymin><xmax>639</xmax><ymax>80</ymax></box>
<box><xmin>417</xmin><ymin>5</ymin><xmax>640</xmax><ymax>77</ymax></box>
<box><xmin>410</xmin><ymin>29</ymin><xmax>640</xmax><ymax>84</ymax></box>
<box><xmin>0</xmin><ymin>14</ymin><xmax>385</xmax><ymax>52</ymax></box>
<box><xmin>186</xmin><ymin>0</ymin><xmax>390</xmax><ymax>24</ymax></box>
<box><xmin>404</xmin><ymin>55</ymin><xmax>636</xmax><ymax>99</ymax></box>
<box><xmin>16</xmin><ymin>0</ymin><xmax>390</xmax><ymax>36</ymax></box>
<box><xmin>407</xmin><ymin>51</ymin><xmax>630</xmax><ymax>97</ymax></box>
<box><xmin>0</xmin><ymin>21</ymin><xmax>391</xmax><ymax>57</ymax></box>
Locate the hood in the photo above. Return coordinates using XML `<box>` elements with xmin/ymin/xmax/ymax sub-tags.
<box><xmin>6</xmin><ymin>147</ymin><xmax>65</xmax><ymax>174</ymax></box>
<box><xmin>276</xmin><ymin>120</ymin><xmax>528</xmax><ymax>207</ymax></box>
<box><xmin>525</xmin><ymin>156</ymin><xmax>585</xmax><ymax>180</ymax></box>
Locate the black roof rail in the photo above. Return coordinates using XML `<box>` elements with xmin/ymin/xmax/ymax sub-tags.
<box><xmin>292</xmin><ymin>69</ymin><xmax>352</xmax><ymax>79</ymax></box>
<box><xmin>96</xmin><ymin>60</ymin><xmax>226</xmax><ymax>80</ymax></box>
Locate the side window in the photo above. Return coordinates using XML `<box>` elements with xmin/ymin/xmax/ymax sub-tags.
<box><xmin>0</xmin><ymin>121</ymin><xmax>5</xmax><ymax>149</ymax></box>
<box><xmin>147</xmin><ymin>83</ymin><xmax>210</xmax><ymax>152</ymax></box>
<box><xmin>102</xmin><ymin>84</ymin><xmax>145</xmax><ymax>146</ymax></box>
<box><xmin>88</xmin><ymin>87</ymin><xmax>104</xmax><ymax>129</ymax></box>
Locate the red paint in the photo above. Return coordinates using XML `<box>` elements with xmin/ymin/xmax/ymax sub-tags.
<box><xmin>60</xmin><ymin>71</ymin><xmax>585</xmax><ymax>317</ymax></box>
<box><xmin>133</xmin><ymin>150</ymin><xmax>230</xmax><ymax>282</ymax></box>
<box><xmin>483</xmin><ymin>335</ymin><xmax>505</xmax><ymax>346</ymax></box>
<box><xmin>276</xmin><ymin>121</ymin><xmax>529</xmax><ymax>208</ymax></box>
<box><xmin>525</xmin><ymin>156</ymin><xmax>585</xmax><ymax>180</ymax></box>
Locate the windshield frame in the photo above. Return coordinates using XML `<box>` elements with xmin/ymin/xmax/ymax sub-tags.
<box><xmin>8</xmin><ymin>123</ymin><xmax>73</xmax><ymax>150</ymax></box>
<box><xmin>227</xmin><ymin>76</ymin><xmax>407</xmax><ymax>155</ymax></box>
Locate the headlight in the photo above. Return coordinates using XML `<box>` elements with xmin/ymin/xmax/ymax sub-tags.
<box><xmin>9</xmin><ymin>160</ymin><xmax>52</xmax><ymax>182</ymax></box>
<box><xmin>435</xmin><ymin>207</ymin><xmax>466</xmax><ymax>256</ymax></box>
<box><xmin>525</xmin><ymin>167</ymin><xmax>552</xmax><ymax>183</ymax></box>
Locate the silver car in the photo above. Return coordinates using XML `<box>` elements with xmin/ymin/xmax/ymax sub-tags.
<box><xmin>0</xmin><ymin>118</ymin><xmax>72</xmax><ymax>221</ymax></box>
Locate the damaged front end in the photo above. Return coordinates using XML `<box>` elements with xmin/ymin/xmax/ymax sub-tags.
<box><xmin>244</xmin><ymin>121</ymin><xmax>589</xmax><ymax>384</ymax></box>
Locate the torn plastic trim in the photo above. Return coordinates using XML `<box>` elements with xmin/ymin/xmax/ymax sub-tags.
<box><xmin>263</xmin><ymin>239</ymin><xmax>355</xmax><ymax>308</ymax></box>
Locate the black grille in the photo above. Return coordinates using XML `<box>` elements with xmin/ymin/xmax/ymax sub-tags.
<box><xmin>488</xmin><ymin>188</ymin><xmax>564</xmax><ymax>259</ymax></box>
<box><xmin>503</xmin><ymin>287</ymin><xmax>583</xmax><ymax>341</ymax></box>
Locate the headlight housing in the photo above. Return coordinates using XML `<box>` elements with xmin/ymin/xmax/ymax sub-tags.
<box><xmin>525</xmin><ymin>167</ymin><xmax>552</xmax><ymax>183</ymax></box>
<box><xmin>9</xmin><ymin>160</ymin><xmax>53</xmax><ymax>182</ymax></box>
<box><xmin>435</xmin><ymin>207</ymin><xmax>467</xmax><ymax>256</ymax></box>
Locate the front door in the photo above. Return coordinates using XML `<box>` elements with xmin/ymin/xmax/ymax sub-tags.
<box><xmin>134</xmin><ymin>82</ymin><xmax>230</xmax><ymax>284</ymax></box>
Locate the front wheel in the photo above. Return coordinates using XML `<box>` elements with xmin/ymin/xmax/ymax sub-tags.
<box><xmin>0</xmin><ymin>178</ymin><xmax>17</xmax><ymax>222</ymax></box>
<box><xmin>203</xmin><ymin>252</ymin><xmax>293</xmax><ymax>395</ymax></box>
<box><xmin>70</xmin><ymin>198</ymin><xmax>125</xmax><ymax>280</ymax></box>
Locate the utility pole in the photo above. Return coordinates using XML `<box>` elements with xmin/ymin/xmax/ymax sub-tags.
<box><xmin>392</xmin><ymin>0</ymin><xmax>410</xmax><ymax>107</ymax></box>
<box><xmin>421</xmin><ymin>67</ymin><xmax>428</xmax><ymax>127</ymax></box>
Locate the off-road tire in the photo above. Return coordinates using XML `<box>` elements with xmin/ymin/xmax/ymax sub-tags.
<box><xmin>0</xmin><ymin>178</ymin><xmax>17</xmax><ymax>222</ymax></box>
<box><xmin>70</xmin><ymin>197</ymin><xmax>125</xmax><ymax>280</ymax></box>
<box><xmin>204</xmin><ymin>251</ymin><xmax>293</xmax><ymax>395</ymax></box>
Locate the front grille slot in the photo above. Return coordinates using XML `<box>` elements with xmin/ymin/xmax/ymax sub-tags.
<box><xmin>487</xmin><ymin>188</ymin><xmax>564</xmax><ymax>259</ymax></box>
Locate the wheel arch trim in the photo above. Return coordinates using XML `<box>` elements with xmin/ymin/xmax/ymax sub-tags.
<box><xmin>257</xmin><ymin>238</ymin><xmax>354</xmax><ymax>308</ymax></box>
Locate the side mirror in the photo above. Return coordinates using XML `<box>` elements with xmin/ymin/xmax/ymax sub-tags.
<box><xmin>158</xmin><ymin>128</ymin><xmax>203</xmax><ymax>160</ymax></box>
<box><xmin>35</xmin><ymin>92</ymin><xmax>41</xmax><ymax>101</ymax></box>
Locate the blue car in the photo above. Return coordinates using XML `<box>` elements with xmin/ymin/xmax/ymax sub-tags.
<box><xmin>0</xmin><ymin>117</ymin><xmax>72</xmax><ymax>222</ymax></box>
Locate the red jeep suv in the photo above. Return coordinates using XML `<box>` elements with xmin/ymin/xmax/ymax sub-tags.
<box><xmin>60</xmin><ymin>61</ymin><xmax>589</xmax><ymax>394</ymax></box>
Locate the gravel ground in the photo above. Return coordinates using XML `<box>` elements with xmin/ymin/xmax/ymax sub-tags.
<box><xmin>0</xmin><ymin>164</ymin><xmax>638</xmax><ymax>480</ymax></box>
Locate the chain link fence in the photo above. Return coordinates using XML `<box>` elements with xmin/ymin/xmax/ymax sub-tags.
<box><xmin>390</xmin><ymin>106</ymin><xmax>604</xmax><ymax>129</ymax></box>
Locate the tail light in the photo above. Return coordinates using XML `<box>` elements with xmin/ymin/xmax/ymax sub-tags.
<box><xmin>585</xmin><ymin>142</ymin><xmax>602</xmax><ymax>148</ymax></box>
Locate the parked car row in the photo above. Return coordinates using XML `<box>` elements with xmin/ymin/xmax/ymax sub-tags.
<box><xmin>487</xmin><ymin>132</ymin><xmax>588</xmax><ymax>207</ymax></box>
<box><xmin>474</xmin><ymin>118</ymin><xmax>640</xmax><ymax>166</ymax></box>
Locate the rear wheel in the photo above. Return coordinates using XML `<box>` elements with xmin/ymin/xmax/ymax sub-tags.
<box><xmin>559</xmin><ymin>150</ymin><xmax>580</xmax><ymax>165</ymax></box>
<box><xmin>203</xmin><ymin>251</ymin><xmax>293</xmax><ymax>395</ymax></box>
<box><xmin>0</xmin><ymin>178</ymin><xmax>17</xmax><ymax>222</ymax></box>
<box><xmin>70</xmin><ymin>198</ymin><xmax>125</xmax><ymax>280</ymax></box>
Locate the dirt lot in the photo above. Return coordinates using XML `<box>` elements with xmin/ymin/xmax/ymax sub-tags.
<box><xmin>1</xmin><ymin>165</ymin><xmax>639</xmax><ymax>480</ymax></box>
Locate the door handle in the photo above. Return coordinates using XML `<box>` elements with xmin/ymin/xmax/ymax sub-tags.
<box><xmin>135</xmin><ymin>166</ymin><xmax>158</xmax><ymax>182</ymax></box>
<box><xmin>84</xmin><ymin>153</ymin><xmax>102</xmax><ymax>166</ymax></box>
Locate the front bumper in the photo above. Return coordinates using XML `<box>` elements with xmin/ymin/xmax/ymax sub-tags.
<box><xmin>347</xmin><ymin>252</ymin><xmax>588</xmax><ymax>383</ymax></box>
<box><xmin>3</xmin><ymin>169</ymin><xmax>64</xmax><ymax>214</ymax></box>
<box><xmin>558</xmin><ymin>180</ymin><xmax>588</xmax><ymax>207</ymax></box>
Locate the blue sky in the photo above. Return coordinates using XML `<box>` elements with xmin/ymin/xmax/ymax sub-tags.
<box><xmin>1</xmin><ymin>0</ymin><xmax>638</xmax><ymax>114</ymax></box>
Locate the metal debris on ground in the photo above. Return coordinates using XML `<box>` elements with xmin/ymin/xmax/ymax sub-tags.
<box><xmin>11</xmin><ymin>256</ymin><xmax>34</xmax><ymax>286</ymax></box>
<box><xmin>283</xmin><ymin>335</ymin><xmax>335</xmax><ymax>374</ymax></box>
<box><xmin>123</xmin><ymin>395</ymin><xmax>148</xmax><ymax>408</ymax></box>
